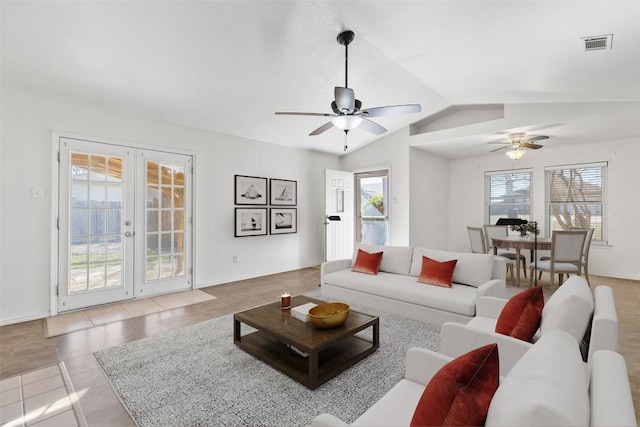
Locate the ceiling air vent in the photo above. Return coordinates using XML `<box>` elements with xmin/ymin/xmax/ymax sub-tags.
<box><xmin>582</xmin><ymin>34</ymin><xmax>613</xmax><ymax>51</ymax></box>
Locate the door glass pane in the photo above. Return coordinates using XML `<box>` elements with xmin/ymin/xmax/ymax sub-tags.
<box><xmin>68</xmin><ymin>152</ymin><xmax>125</xmax><ymax>295</ymax></box>
<box><xmin>357</xmin><ymin>172</ymin><xmax>389</xmax><ymax>245</ymax></box>
<box><xmin>144</xmin><ymin>160</ymin><xmax>187</xmax><ymax>283</ymax></box>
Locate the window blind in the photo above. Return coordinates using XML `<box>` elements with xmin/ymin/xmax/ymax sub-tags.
<box><xmin>485</xmin><ymin>169</ymin><xmax>533</xmax><ymax>225</ymax></box>
<box><xmin>545</xmin><ymin>162</ymin><xmax>607</xmax><ymax>242</ymax></box>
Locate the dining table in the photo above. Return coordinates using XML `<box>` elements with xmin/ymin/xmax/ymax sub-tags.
<box><xmin>491</xmin><ymin>235</ymin><xmax>552</xmax><ymax>287</ymax></box>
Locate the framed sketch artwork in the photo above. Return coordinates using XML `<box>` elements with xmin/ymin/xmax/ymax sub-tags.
<box><xmin>270</xmin><ymin>208</ymin><xmax>297</xmax><ymax>235</ymax></box>
<box><xmin>235</xmin><ymin>208</ymin><xmax>268</xmax><ymax>237</ymax></box>
<box><xmin>270</xmin><ymin>179</ymin><xmax>297</xmax><ymax>206</ymax></box>
<box><xmin>235</xmin><ymin>175</ymin><xmax>267</xmax><ymax>205</ymax></box>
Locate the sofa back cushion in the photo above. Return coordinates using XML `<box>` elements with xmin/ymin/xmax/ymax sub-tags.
<box><xmin>486</xmin><ymin>330</ymin><xmax>590</xmax><ymax>426</ymax></box>
<box><xmin>540</xmin><ymin>276</ymin><xmax>594</xmax><ymax>342</ymax></box>
<box><xmin>410</xmin><ymin>248</ymin><xmax>494</xmax><ymax>288</ymax></box>
<box><xmin>353</xmin><ymin>244</ymin><xmax>413</xmax><ymax>276</ymax></box>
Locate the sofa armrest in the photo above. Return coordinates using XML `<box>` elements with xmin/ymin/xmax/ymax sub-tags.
<box><xmin>588</xmin><ymin>286</ymin><xmax>619</xmax><ymax>361</ymax></box>
<box><xmin>320</xmin><ymin>259</ymin><xmax>352</xmax><ymax>283</ymax></box>
<box><xmin>475</xmin><ymin>278</ymin><xmax>506</xmax><ymax>298</ymax></box>
<box><xmin>404</xmin><ymin>347</ymin><xmax>453</xmax><ymax>386</ymax></box>
<box><xmin>440</xmin><ymin>322</ymin><xmax>532</xmax><ymax>376</ymax></box>
<box><xmin>475</xmin><ymin>296</ymin><xmax>509</xmax><ymax>319</ymax></box>
<box><xmin>589</xmin><ymin>350</ymin><xmax>636</xmax><ymax>427</ymax></box>
<box><xmin>310</xmin><ymin>413</ymin><xmax>350</xmax><ymax>427</ymax></box>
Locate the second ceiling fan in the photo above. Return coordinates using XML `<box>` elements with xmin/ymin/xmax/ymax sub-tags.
<box><xmin>275</xmin><ymin>30</ymin><xmax>421</xmax><ymax>151</ymax></box>
<box><xmin>489</xmin><ymin>132</ymin><xmax>550</xmax><ymax>160</ymax></box>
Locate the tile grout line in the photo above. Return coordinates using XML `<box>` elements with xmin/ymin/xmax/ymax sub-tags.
<box><xmin>58</xmin><ymin>361</ymin><xmax>87</xmax><ymax>427</ymax></box>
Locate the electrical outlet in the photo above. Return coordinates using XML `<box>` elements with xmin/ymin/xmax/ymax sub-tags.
<box><xmin>233</xmin><ymin>255</ymin><xmax>240</xmax><ymax>263</ymax></box>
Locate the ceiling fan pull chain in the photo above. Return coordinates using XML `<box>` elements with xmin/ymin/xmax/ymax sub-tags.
<box><xmin>344</xmin><ymin>130</ymin><xmax>349</xmax><ymax>151</ymax></box>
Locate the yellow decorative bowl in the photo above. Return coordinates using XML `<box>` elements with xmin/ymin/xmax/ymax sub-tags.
<box><xmin>308</xmin><ymin>303</ymin><xmax>350</xmax><ymax>329</ymax></box>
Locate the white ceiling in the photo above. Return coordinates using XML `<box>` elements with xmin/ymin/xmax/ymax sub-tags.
<box><xmin>2</xmin><ymin>1</ymin><xmax>640</xmax><ymax>158</ymax></box>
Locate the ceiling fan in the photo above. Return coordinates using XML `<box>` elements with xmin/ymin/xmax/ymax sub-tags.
<box><xmin>275</xmin><ymin>30</ymin><xmax>421</xmax><ymax>151</ymax></box>
<box><xmin>488</xmin><ymin>132</ymin><xmax>549</xmax><ymax>160</ymax></box>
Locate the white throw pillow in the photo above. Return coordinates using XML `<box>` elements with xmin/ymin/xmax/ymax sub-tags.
<box><xmin>540</xmin><ymin>276</ymin><xmax>594</xmax><ymax>342</ymax></box>
<box><xmin>486</xmin><ymin>330</ymin><xmax>590</xmax><ymax>426</ymax></box>
<box><xmin>409</xmin><ymin>247</ymin><xmax>493</xmax><ymax>287</ymax></box>
<box><xmin>352</xmin><ymin>244</ymin><xmax>413</xmax><ymax>276</ymax></box>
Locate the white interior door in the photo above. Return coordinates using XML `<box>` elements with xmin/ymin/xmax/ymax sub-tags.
<box><xmin>135</xmin><ymin>150</ymin><xmax>192</xmax><ymax>297</ymax></box>
<box><xmin>325</xmin><ymin>169</ymin><xmax>354</xmax><ymax>261</ymax></box>
<box><xmin>58</xmin><ymin>138</ymin><xmax>135</xmax><ymax>311</ymax></box>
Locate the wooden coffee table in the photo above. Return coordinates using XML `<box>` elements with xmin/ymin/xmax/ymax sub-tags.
<box><xmin>233</xmin><ymin>295</ymin><xmax>379</xmax><ymax>389</ymax></box>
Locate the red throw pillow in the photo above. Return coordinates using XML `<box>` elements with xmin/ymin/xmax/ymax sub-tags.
<box><xmin>410</xmin><ymin>343</ymin><xmax>499</xmax><ymax>426</ymax></box>
<box><xmin>495</xmin><ymin>286</ymin><xmax>544</xmax><ymax>342</ymax></box>
<box><xmin>351</xmin><ymin>249</ymin><xmax>384</xmax><ymax>275</ymax></box>
<box><xmin>417</xmin><ymin>256</ymin><xmax>457</xmax><ymax>287</ymax></box>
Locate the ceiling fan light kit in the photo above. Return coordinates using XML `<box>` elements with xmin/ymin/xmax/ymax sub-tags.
<box><xmin>275</xmin><ymin>30</ymin><xmax>421</xmax><ymax>151</ymax></box>
<box><xmin>505</xmin><ymin>146</ymin><xmax>527</xmax><ymax>160</ymax></box>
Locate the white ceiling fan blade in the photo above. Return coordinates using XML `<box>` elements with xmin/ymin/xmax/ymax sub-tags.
<box><xmin>361</xmin><ymin>104</ymin><xmax>422</xmax><ymax>117</ymax></box>
<box><xmin>359</xmin><ymin>118</ymin><xmax>386</xmax><ymax>135</ymax></box>
<box><xmin>334</xmin><ymin>87</ymin><xmax>355</xmax><ymax>113</ymax></box>
<box><xmin>309</xmin><ymin>122</ymin><xmax>334</xmax><ymax>136</ymax></box>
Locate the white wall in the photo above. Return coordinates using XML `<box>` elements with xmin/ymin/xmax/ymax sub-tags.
<box><xmin>447</xmin><ymin>137</ymin><xmax>640</xmax><ymax>280</ymax></box>
<box><xmin>0</xmin><ymin>85</ymin><xmax>340</xmax><ymax>324</ymax></box>
<box><xmin>408</xmin><ymin>147</ymin><xmax>450</xmax><ymax>249</ymax></box>
<box><xmin>341</xmin><ymin>128</ymin><xmax>411</xmax><ymax>246</ymax></box>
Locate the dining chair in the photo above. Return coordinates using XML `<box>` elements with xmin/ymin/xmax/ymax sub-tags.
<box><xmin>467</xmin><ymin>226</ymin><xmax>486</xmax><ymax>254</ymax></box>
<box><xmin>537</xmin><ymin>227</ymin><xmax>594</xmax><ymax>286</ymax></box>
<box><xmin>483</xmin><ymin>224</ymin><xmax>527</xmax><ymax>278</ymax></box>
<box><xmin>529</xmin><ymin>230</ymin><xmax>588</xmax><ymax>290</ymax></box>
<box><xmin>569</xmin><ymin>227</ymin><xmax>594</xmax><ymax>286</ymax></box>
<box><xmin>468</xmin><ymin>226</ymin><xmax>514</xmax><ymax>284</ymax></box>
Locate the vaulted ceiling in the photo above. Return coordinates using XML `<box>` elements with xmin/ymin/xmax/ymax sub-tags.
<box><xmin>2</xmin><ymin>1</ymin><xmax>639</xmax><ymax>157</ymax></box>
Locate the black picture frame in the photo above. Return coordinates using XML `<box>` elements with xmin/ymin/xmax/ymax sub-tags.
<box><xmin>235</xmin><ymin>208</ymin><xmax>268</xmax><ymax>237</ymax></box>
<box><xmin>269</xmin><ymin>178</ymin><xmax>297</xmax><ymax>206</ymax></box>
<box><xmin>270</xmin><ymin>208</ymin><xmax>297</xmax><ymax>235</ymax></box>
<box><xmin>235</xmin><ymin>175</ymin><xmax>267</xmax><ymax>205</ymax></box>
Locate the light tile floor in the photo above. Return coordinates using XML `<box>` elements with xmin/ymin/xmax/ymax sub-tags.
<box><xmin>0</xmin><ymin>363</ymin><xmax>86</xmax><ymax>427</ymax></box>
<box><xmin>44</xmin><ymin>290</ymin><xmax>216</xmax><ymax>337</ymax></box>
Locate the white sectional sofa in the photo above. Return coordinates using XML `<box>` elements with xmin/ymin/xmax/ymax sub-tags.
<box><xmin>321</xmin><ymin>243</ymin><xmax>507</xmax><ymax>325</ymax></box>
<box><xmin>440</xmin><ymin>276</ymin><xmax>618</xmax><ymax>376</ymax></box>
<box><xmin>311</xmin><ymin>330</ymin><xmax>637</xmax><ymax>427</ymax></box>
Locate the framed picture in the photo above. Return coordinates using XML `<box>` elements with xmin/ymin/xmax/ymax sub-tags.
<box><xmin>270</xmin><ymin>208</ymin><xmax>297</xmax><ymax>235</ymax></box>
<box><xmin>270</xmin><ymin>178</ymin><xmax>297</xmax><ymax>206</ymax></box>
<box><xmin>235</xmin><ymin>175</ymin><xmax>267</xmax><ymax>205</ymax></box>
<box><xmin>235</xmin><ymin>208</ymin><xmax>268</xmax><ymax>237</ymax></box>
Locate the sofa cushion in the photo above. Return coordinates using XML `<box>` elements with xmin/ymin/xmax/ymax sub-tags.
<box><xmin>418</xmin><ymin>256</ymin><xmax>457</xmax><ymax>288</ymax></box>
<box><xmin>540</xmin><ymin>276</ymin><xmax>594</xmax><ymax>342</ymax></box>
<box><xmin>410</xmin><ymin>344</ymin><xmax>499</xmax><ymax>426</ymax></box>
<box><xmin>352</xmin><ymin>249</ymin><xmax>383</xmax><ymax>275</ymax></box>
<box><xmin>353</xmin><ymin>244</ymin><xmax>414</xmax><ymax>275</ymax></box>
<box><xmin>486</xmin><ymin>330</ymin><xmax>590</xmax><ymax>426</ymax></box>
<box><xmin>495</xmin><ymin>286</ymin><xmax>544</xmax><ymax>342</ymax></box>
<box><xmin>323</xmin><ymin>270</ymin><xmax>478</xmax><ymax>316</ymax></box>
<box><xmin>410</xmin><ymin>248</ymin><xmax>493</xmax><ymax>288</ymax></box>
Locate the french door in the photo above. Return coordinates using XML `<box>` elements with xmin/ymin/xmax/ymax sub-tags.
<box><xmin>57</xmin><ymin>137</ymin><xmax>192</xmax><ymax>312</ymax></box>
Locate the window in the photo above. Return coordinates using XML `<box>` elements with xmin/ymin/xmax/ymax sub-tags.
<box><xmin>485</xmin><ymin>170</ymin><xmax>533</xmax><ymax>225</ymax></box>
<box><xmin>355</xmin><ymin>170</ymin><xmax>388</xmax><ymax>245</ymax></box>
<box><xmin>545</xmin><ymin>162</ymin><xmax>607</xmax><ymax>243</ymax></box>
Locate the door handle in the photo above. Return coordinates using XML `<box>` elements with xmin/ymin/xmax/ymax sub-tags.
<box><xmin>125</xmin><ymin>231</ymin><xmax>135</xmax><ymax>237</ymax></box>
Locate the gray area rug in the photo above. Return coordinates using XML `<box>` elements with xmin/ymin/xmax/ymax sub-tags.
<box><xmin>94</xmin><ymin>292</ymin><xmax>440</xmax><ymax>427</ymax></box>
